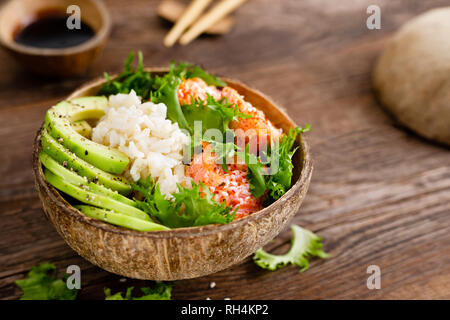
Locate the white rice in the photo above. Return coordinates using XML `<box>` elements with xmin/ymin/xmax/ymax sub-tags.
<box><xmin>92</xmin><ymin>90</ymin><xmax>190</xmax><ymax>196</ymax></box>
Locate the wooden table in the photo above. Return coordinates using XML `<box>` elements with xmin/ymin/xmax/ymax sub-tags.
<box><xmin>0</xmin><ymin>0</ymin><xmax>449</xmax><ymax>300</ymax></box>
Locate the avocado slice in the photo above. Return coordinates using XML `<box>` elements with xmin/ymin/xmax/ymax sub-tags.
<box><xmin>39</xmin><ymin>152</ymin><xmax>135</xmax><ymax>207</ymax></box>
<box><xmin>44</xmin><ymin>169</ymin><xmax>150</xmax><ymax>222</ymax></box>
<box><xmin>75</xmin><ymin>205</ymin><xmax>169</xmax><ymax>231</ymax></box>
<box><xmin>72</xmin><ymin>120</ymin><xmax>92</xmax><ymax>138</ymax></box>
<box><xmin>40</xmin><ymin>129</ymin><xmax>132</xmax><ymax>195</ymax></box>
<box><xmin>44</xmin><ymin>96</ymin><xmax>129</xmax><ymax>174</ymax></box>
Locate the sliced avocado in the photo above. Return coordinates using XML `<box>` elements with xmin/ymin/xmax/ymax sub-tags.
<box><xmin>70</xmin><ymin>96</ymin><xmax>108</xmax><ymax>112</ymax></box>
<box><xmin>75</xmin><ymin>205</ymin><xmax>169</xmax><ymax>231</ymax></box>
<box><xmin>44</xmin><ymin>97</ymin><xmax>129</xmax><ymax>174</ymax></box>
<box><xmin>40</xmin><ymin>129</ymin><xmax>132</xmax><ymax>195</ymax></box>
<box><xmin>72</xmin><ymin>120</ymin><xmax>92</xmax><ymax>138</ymax></box>
<box><xmin>39</xmin><ymin>152</ymin><xmax>135</xmax><ymax>207</ymax></box>
<box><xmin>44</xmin><ymin>169</ymin><xmax>150</xmax><ymax>222</ymax></box>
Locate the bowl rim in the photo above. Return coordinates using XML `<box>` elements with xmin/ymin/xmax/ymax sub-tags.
<box><xmin>33</xmin><ymin>68</ymin><xmax>313</xmax><ymax>239</ymax></box>
<box><xmin>0</xmin><ymin>0</ymin><xmax>111</xmax><ymax>56</ymax></box>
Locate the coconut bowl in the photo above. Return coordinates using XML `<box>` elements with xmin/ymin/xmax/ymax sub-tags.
<box><xmin>32</xmin><ymin>69</ymin><xmax>313</xmax><ymax>280</ymax></box>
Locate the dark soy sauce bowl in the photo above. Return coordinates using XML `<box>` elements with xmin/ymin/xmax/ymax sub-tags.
<box><xmin>0</xmin><ymin>0</ymin><xmax>111</xmax><ymax>77</ymax></box>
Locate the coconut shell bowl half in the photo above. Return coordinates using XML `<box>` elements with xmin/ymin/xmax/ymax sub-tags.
<box><xmin>32</xmin><ymin>69</ymin><xmax>313</xmax><ymax>281</ymax></box>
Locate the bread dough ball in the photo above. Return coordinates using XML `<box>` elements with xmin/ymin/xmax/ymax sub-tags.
<box><xmin>373</xmin><ymin>7</ymin><xmax>450</xmax><ymax>146</ymax></box>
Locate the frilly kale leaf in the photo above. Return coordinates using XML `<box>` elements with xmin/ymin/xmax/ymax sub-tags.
<box><xmin>253</xmin><ymin>225</ymin><xmax>329</xmax><ymax>272</ymax></box>
<box><xmin>15</xmin><ymin>263</ymin><xmax>78</xmax><ymax>300</ymax></box>
<box><xmin>105</xmin><ymin>282</ymin><xmax>172</xmax><ymax>300</ymax></box>
<box><xmin>132</xmin><ymin>178</ymin><xmax>236</xmax><ymax>228</ymax></box>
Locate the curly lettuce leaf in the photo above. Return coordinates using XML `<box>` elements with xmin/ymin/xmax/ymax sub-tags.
<box><xmin>253</xmin><ymin>225</ymin><xmax>329</xmax><ymax>272</ymax></box>
<box><xmin>133</xmin><ymin>178</ymin><xmax>236</xmax><ymax>228</ymax></box>
<box><xmin>243</xmin><ymin>124</ymin><xmax>310</xmax><ymax>200</ymax></box>
<box><xmin>266</xmin><ymin>125</ymin><xmax>310</xmax><ymax>201</ymax></box>
<box><xmin>105</xmin><ymin>283</ymin><xmax>172</xmax><ymax>300</ymax></box>
<box><xmin>15</xmin><ymin>263</ymin><xmax>78</xmax><ymax>300</ymax></box>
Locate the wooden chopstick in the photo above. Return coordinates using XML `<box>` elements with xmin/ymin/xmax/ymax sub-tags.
<box><xmin>163</xmin><ymin>0</ymin><xmax>213</xmax><ymax>47</ymax></box>
<box><xmin>179</xmin><ymin>0</ymin><xmax>248</xmax><ymax>46</ymax></box>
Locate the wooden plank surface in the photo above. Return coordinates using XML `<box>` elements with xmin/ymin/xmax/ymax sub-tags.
<box><xmin>0</xmin><ymin>0</ymin><xmax>449</xmax><ymax>300</ymax></box>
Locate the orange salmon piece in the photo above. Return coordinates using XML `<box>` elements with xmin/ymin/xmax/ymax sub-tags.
<box><xmin>186</xmin><ymin>143</ymin><xmax>263</xmax><ymax>219</ymax></box>
<box><xmin>221</xmin><ymin>87</ymin><xmax>282</xmax><ymax>149</ymax></box>
<box><xmin>177</xmin><ymin>77</ymin><xmax>222</xmax><ymax>105</ymax></box>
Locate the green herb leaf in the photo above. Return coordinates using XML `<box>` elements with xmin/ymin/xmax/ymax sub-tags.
<box><xmin>15</xmin><ymin>263</ymin><xmax>78</xmax><ymax>300</ymax></box>
<box><xmin>105</xmin><ymin>282</ymin><xmax>172</xmax><ymax>300</ymax></box>
<box><xmin>253</xmin><ymin>224</ymin><xmax>329</xmax><ymax>272</ymax></box>
<box><xmin>205</xmin><ymin>131</ymin><xmax>238</xmax><ymax>172</ymax></box>
<box><xmin>265</xmin><ymin>125</ymin><xmax>310</xmax><ymax>201</ymax></box>
<box><xmin>151</xmin><ymin>73</ymin><xmax>190</xmax><ymax>131</ymax></box>
<box><xmin>237</xmin><ymin>144</ymin><xmax>267</xmax><ymax>198</ymax></box>
<box><xmin>183</xmin><ymin>95</ymin><xmax>251</xmax><ymax>134</ymax></box>
<box><xmin>169</xmin><ymin>62</ymin><xmax>226</xmax><ymax>87</ymax></box>
<box><xmin>133</xmin><ymin>178</ymin><xmax>236</xmax><ymax>228</ymax></box>
<box><xmin>99</xmin><ymin>51</ymin><xmax>154</xmax><ymax>100</ymax></box>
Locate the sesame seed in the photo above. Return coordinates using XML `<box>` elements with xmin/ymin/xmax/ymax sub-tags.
<box><xmin>210</xmin><ymin>282</ymin><xmax>216</xmax><ymax>289</ymax></box>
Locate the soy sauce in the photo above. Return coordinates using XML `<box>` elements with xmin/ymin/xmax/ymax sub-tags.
<box><xmin>15</xmin><ymin>15</ymin><xmax>95</xmax><ymax>49</ymax></box>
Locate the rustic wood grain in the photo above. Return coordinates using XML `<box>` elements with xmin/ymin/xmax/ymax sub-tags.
<box><xmin>0</xmin><ymin>0</ymin><xmax>449</xmax><ymax>299</ymax></box>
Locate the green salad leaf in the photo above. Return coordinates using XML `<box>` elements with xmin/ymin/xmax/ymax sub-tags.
<box><xmin>151</xmin><ymin>72</ymin><xmax>190</xmax><ymax>131</ymax></box>
<box><xmin>237</xmin><ymin>144</ymin><xmax>267</xmax><ymax>198</ymax></box>
<box><xmin>169</xmin><ymin>62</ymin><xmax>226</xmax><ymax>87</ymax></box>
<box><xmin>265</xmin><ymin>125</ymin><xmax>310</xmax><ymax>200</ymax></box>
<box><xmin>205</xmin><ymin>131</ymin><xmax>238</xmax><ymax>171</ymax></box>
<box><xmin>183</xmin><ymin>94</ymin><xmax>251</xmax><ymax>134</ymax></box>
<box><xmin>242</xmin><ymin>124</ymin><xmax>310</xmax><ymax>201</ymax></box>
<box><xmin>15</xmin><ymin>263</ymin><xmax>78</xmax><ymax>300</ymax></box>
<box><xmin>105</xmin><ymin>283</ymin><xmax>172</xmax><ymax>300</ymax></box>
<box><xmin>253</xmin><ymin>225</ymin><xmax>329</xmax><ymax>272</ymax></box>
<box><xmin>207</xmin><ymin>125</ymin><xmax>309</xmax><ymax>200</ymax></box>
<box><xmin>99</xmin><ymin>52</ymin><xmax>154</xmax><ymax>99</ymax></box>
<box><xmin>133</xmin><ymin>178</ymin><xmax>236</xmax><ymax>228</ymax></box>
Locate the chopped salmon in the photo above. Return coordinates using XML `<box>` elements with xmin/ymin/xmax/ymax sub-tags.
<box><xmin>186</xmin><ymin>143</ymin><xmax>263</xmax><ymax>219</ymax></box>
<box><xmin>177</xmin><ymin>78</ymin><xmax>222</xmax><ymax>105</ymax></box>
